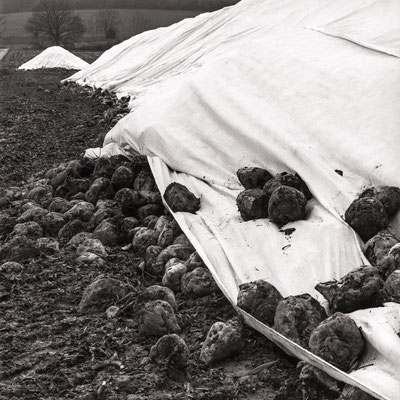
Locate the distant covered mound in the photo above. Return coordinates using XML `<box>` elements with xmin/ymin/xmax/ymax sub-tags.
<box><xmin>18</xmin><ymin>46</ymin><xmax>89</xmax><ymax>71</ymax></box>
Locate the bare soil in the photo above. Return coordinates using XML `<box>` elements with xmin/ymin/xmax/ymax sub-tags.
<box><xmin>0</xmin><ymin>50</ymin><xmax>300</xmax><ymax>400</ymax></box>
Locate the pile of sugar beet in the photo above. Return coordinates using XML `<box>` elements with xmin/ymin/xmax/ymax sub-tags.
<box><xmin>233</xmin><ymin>166</ymin><xmax>400</xmax><ymax>399</ymax></box>
<box><xmin>0</xmin><ymin>154</ymin><xmax>398</xmax><ymax>400</ymax></box>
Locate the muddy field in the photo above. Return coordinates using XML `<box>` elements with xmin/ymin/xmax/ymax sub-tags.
<box><xmin>0</xmin><ymin>50</ymin><xmax>303</xmax><ymax>400</ymax></box>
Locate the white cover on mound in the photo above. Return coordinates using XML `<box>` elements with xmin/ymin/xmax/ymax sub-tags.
<box><xmin>19</xmin><ymin>46</ymin><xmax>88</xmax><ymax>70</ymax></box>
<box><xmin>70</xmin><ymin>0</ymin><xmax>400</xmax><ymax>398</ymax></box>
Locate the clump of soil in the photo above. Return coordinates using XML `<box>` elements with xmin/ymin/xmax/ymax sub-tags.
<box><xmin>315</xmin><ymin>266</ymin><xmax>384</xmax><ymax>313</ymax></box>
<box><xmin>237</xmin><ymin>279</ymin><xmax>283</xmax><ymax>325</ymax></box>
<box><xmin>309</xmin><ymin>313</ymin><xmax>365</xmax><ymax>372</ymax></box>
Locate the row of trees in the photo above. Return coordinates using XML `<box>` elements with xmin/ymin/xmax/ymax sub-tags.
<box><xmin>23</xmin><ymin>0</ymin><xmax>147</xmax><ymax>47</ymax></box>
<box><xmin>1</xmin><ymin>0</ymin><xmax>238</xmax><ymax>14</ymax></box>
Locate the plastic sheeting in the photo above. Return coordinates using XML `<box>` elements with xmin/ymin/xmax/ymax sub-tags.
<box><xmin>69</xmin><ymin>0</ymin><xmax>400</xmax><ymax>398</ymax></box>
<box><xmin>19</xmin><ymin>46</ymin><xmax>89</xmax><ymax>71</ymax></box>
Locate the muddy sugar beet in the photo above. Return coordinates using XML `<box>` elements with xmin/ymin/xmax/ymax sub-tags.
<box><xmin>163</xmin><ymin>183</ymin><xmax>200</xmax><ymax>213</ymax></box>
<box><xmin>237</xmin><ymin>279</ymin><xmax>282</xmax><ymax>325</ymax></box>
<box><xmin>236</xmin><ymin>188</ymin><xmax>269</xmax><ymax>221</ymax></box>
<box><xmin>345</xmin><ymin>197</ymin><xmax>388</xmax><ymax>242</ymax></box>
<box><xmin>309</xmin><ymin>313</ymin><xmax>365</xmax><ymax>372</ymax></box>
<box><xmin>273</xmin><ymin>294</ymin><xmax>327</xmax><ymax>349</ymax></box>
<box><xmin>315</xmin><ymin>266</ymin><xmax>383</xmax><ymax>313</ymax></box>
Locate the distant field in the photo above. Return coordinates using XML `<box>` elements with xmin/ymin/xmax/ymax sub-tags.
<box><xmin>0</xmin><ymin>8</ymin><xmax>202</xmax><ymax>47</ymax></box>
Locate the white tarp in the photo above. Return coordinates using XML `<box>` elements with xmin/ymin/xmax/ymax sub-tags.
<box><xmin>19</xmin><ymin>46</ymin><xmax>88</xmax><ymax>70</ymax></box>
<box><xmin>69</xmin><ymin>0</ymin><xmax>400</xmax><ymax>398</ymax></box>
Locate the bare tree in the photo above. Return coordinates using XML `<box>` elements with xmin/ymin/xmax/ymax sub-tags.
<box><xmin>0</xmin><ymin>15</ymin><xmax>6</xmax><ymax>38</ymax></box>
<box><xmin>131</xmin><ymin>12</ymin><xmax>151</xmax><ymax>36</ymax></box>
<box><xmin>25</xmin><ymin>0</ymin><xmax>85</xmax><ymax>47</ymax></box>
<box><xmin>96</xmin><ymin>9</ymin><xmax>120</xmax><ymax>39</ymax></box>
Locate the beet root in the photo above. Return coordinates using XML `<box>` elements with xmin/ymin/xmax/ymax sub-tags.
<box><xmin>163</xmin><ymin>183</ymin><xmax>200</xmax><ymax>214</ymax></box>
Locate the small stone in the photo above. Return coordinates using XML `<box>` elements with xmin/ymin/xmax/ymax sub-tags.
<box><xmin>237</xmin><ymin>279</ymin><xmax>283</xmax><ymax>326</ymax></box>
<box><xmin>163</xmin><ymin>183</ymin><xmax>200</xmax><ymax>214</ymax></box>
<box><xmin>85</xmin><ymin>178</ymin><xmax>115</xmax><ymax>205</ymax></box>
<box><xmin>77</xmin><ymin>239</ymin><xmax>107</xmax><ymax>257</ymax></box>
<box><xmin>138</xmin><ymin>300</ymin><xmax>180</xmax><ymax>337</ymax></box>
<box><xmin>132</xmin><ymin>229</ymin><xmax>158</xmax><ymax>256</ymax></box>
<box><xmin>64</xmin><ymin>201</ymin><xmax>94</xmax><ymax>222</ymax></box>
<box><xmin>236</xmin><ymin>188</ymin><xmax>269</xmax><ymax>221</ymax></box>
<box><xmin>200</xmin><ymin>318</ymin><xmax>244</xmax><ymax>365</ymax></box>
<box><xmin>138</xmin><ymin>285</ymin><xmax>177</xmax><ymax>311</ymax></box>
<box><xmin>268</xmin><ymin>186</ymin><xmax>307</xmax><ymax>226</ymax></box>
<box><xmin>11</xmin><ymin>221</ymin><xmax>43</xmax><ymax>239</ymax></box>
<box><xmin>345</xmin><ymin>197</ymin><xmax>388</xmax><ymax>242</ymax></box>
<box><xmin>36</xmin><ymin>237</ymin><xmax>60</xmax><ymax>253</ymax></box>
<box><xmin>162</xmin><ymin>261</ymin><xmax>187</xmax><ymax>293</ymax></box>
<box><xmin>92</xmin><ymin>219</ymin><xmax>120</xmax><ymax>246</ymax></box>
<box><xmin>149</xmin><ymin>334</ymin><xmax>189</xmax><ymax>370</ymax></box>
<box><xmin>111</xmin><ymin>166</ymin><xmax>134</xmax><ymax>191</ymax></box>
<box><xmin>359</xmin><ymin>186</ymin><xmax>400</xmax><ymax>217</ymax></box>
<box><xmin>309</xmin><ymin>313</ymin><xmax>365</xmax><ymax>372</ymax></box>
<box><xmin>274</xmin><ymin>294</ymin><xmax>326</xmax><ymax>349</ymax></box>
<box><xmin>105</xmin><ymin>305</ymin><xmax>120</xmax><ymax>319</ymax></box>
<box><xmin>78</xmin><ymin>275</ymin><xmax>128</xmax><ymax>314</ymax></box>
<box><xmin>362</xmin><ymin>230</ymin><xmax>398</xmax><ymax>266</ymax></box>
<box><xmin>381</xmin><ymin>270</ymin><xmax>400</xmax><ymax>303</ymax></box>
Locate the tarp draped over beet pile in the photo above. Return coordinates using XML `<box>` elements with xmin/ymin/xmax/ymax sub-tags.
<box><xmin>68</xmin><ymin>0</ymin><xmax>400</xmax><ymax>398</ymax></box>
<box><xmin>19</xmin><ymin>46</ymin><xmax>89</xmax><ymax>71</ymax></box>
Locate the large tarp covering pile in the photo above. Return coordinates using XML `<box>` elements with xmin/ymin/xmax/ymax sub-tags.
<box><xmin>68</xmin><ymin>0</ymin><xmax>400</xmax><ymax>398</ymax></box>
<box><xmin>19</xmin><ymin>46</ymin><xmax>89</xmax><ymax>70</ymax></box>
